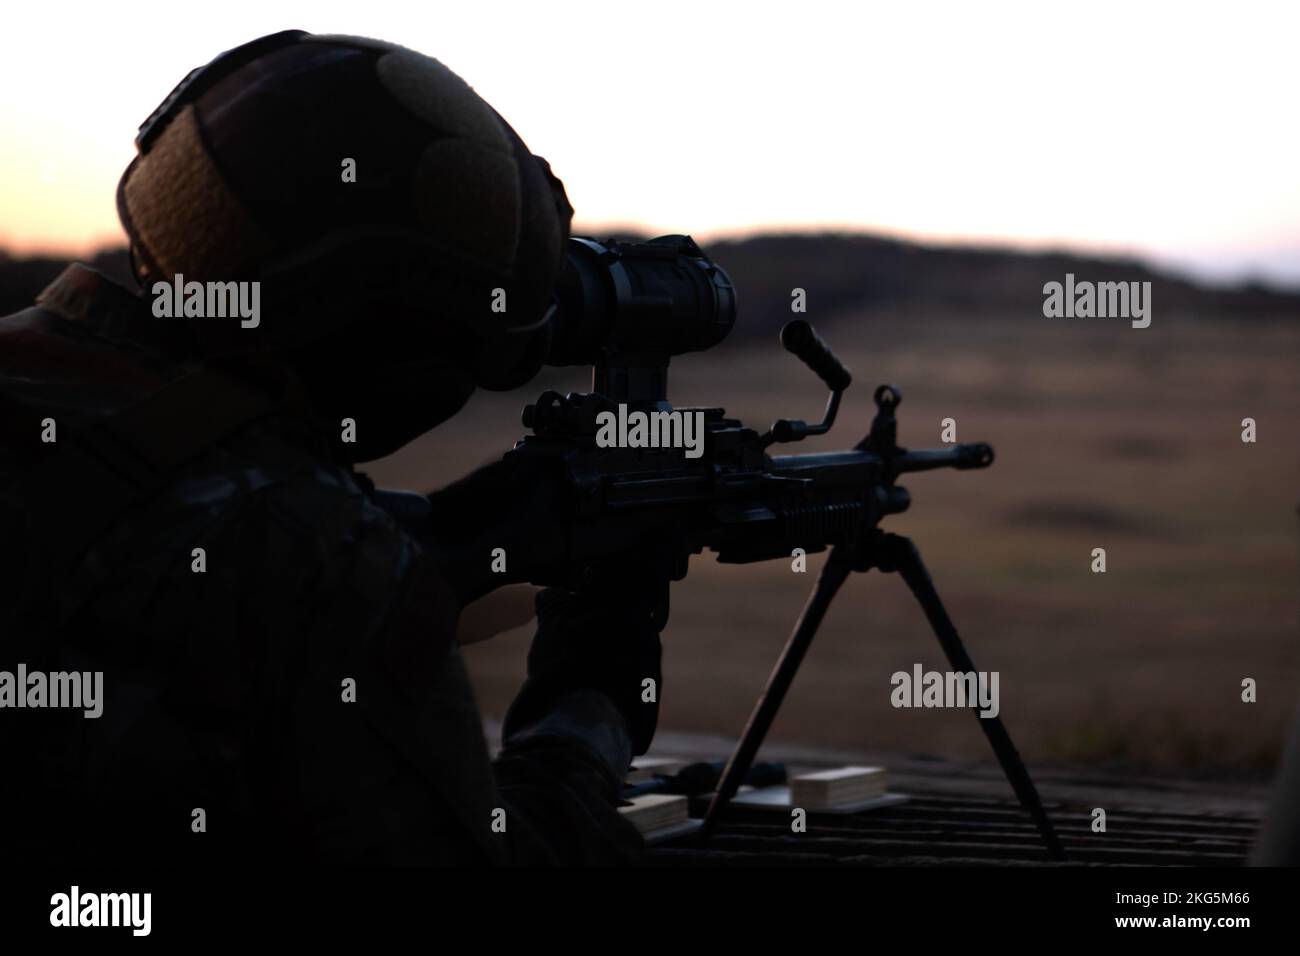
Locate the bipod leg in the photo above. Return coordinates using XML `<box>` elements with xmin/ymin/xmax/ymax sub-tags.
<box><xmin>698</xmin><ymin>548</ymin><xmax>853</xmax><ymax>841</ymax></box>
<box><xmin>873</xmin><ymin>532</ymin><xmax>1066</xmax><ymax>861</ymax></box>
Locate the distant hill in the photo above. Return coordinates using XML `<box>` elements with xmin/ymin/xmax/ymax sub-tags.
<box><xmin>699</xmin><ymin>233</ymin><xmax>1300</xmax><ymax>340</ymax></box>
<box><xmin>2</xmin><ymin>234</ymin><xmax>1295</xmax><ymax>336</ymax></box>
<box><xmin>0</xmin><ymin>247</ymin><xmax>132</xmax><ymax>317</ymax></box>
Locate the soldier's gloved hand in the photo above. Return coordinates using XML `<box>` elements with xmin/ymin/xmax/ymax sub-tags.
<box><xmin>502</xmin><ymin>567</ymin><xmax>668</xmax><ymax>758</ymax></box>
<box><xmin>422</xmin><ymin>451</ymin><xmax>570</xmax><ymax>606</ymax></box>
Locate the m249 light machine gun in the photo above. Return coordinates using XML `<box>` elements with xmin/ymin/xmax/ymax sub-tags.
<box><xmin>388</xmin><ymin>234</ymin><xmax>1063</xmax><ymax>858</ymax></box>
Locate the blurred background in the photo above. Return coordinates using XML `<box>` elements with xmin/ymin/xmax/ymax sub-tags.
<box><xmin>2</xmin><ymin>0</ymin><xmax>1296</xmax><ymax>773</ymax></box>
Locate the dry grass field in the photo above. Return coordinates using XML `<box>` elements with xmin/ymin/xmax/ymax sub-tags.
<box><xmin>365</xmin><ymin>310</ymin><xmax>1299</xmax><ymax>773</ymax></box>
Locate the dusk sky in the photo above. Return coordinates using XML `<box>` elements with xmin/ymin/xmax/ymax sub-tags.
<box><xmin>3</xmin><ymin>0</ymin><xmax>1298</xmax><ymax>284</ymax></box>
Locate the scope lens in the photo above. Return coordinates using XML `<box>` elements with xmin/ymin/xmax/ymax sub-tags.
<box><xmin>546</xmin><ymin>235</ymin><xmax>735</xmax><ymax>366</ymax></box>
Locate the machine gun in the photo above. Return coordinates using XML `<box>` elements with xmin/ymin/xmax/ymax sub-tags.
<box><xmin>391</xmin><ymin>233</ymin><xmax>1063</xmax><ymax>857</ymax></box>
<box><xmin>506</xmin><ymin>235</ymin><xmax>994</xmax><ymax>586</ymax></box>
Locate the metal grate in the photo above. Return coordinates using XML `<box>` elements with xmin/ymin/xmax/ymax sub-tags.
<box><xmin>649</xmin><ymin>791</ymin><xmax>1258</xmax><ymax>866</ymax></box>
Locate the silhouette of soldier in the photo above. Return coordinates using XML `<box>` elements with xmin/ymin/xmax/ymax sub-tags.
<box><xmin>0</xmin><ymin>31</ymin><xmax>662</xmax><ymax>864</ymax></box>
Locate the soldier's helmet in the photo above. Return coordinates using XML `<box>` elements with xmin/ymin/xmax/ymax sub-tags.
<box><xmin>117</xmin><ymin>30</ymin><xmax>572</xmax><ymax>460</ymax></box>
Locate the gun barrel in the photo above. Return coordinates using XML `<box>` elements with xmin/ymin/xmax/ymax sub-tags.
<box><xmin>894</xmin><ymin>442</ymin><xmax>995</xmax><ymax>473</ymax></box>
<box><xmin>768</xmin><ymin>441</ymin><xmax>993</xmax><ymax>486</ymax></box>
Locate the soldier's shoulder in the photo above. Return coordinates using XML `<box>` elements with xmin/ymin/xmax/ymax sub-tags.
<box><xmin>0</xmin><ymin>307</ymin><xmax>402</xmax><ymax>618</ymax></box>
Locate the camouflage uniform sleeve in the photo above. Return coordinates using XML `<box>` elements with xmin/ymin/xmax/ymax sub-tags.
<box><xmin>212</xmin><ymin>464</ymin><xmax>641</xmax><ymax>864</ymax></box>
<box><xmin>492</xmin><ymin>689</ymin><xmax>643</xmax><ymax>864</ymax></box>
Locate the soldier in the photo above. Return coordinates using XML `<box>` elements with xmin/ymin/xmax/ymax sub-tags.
<box><xmin>0</xmin><ymin>31</ymin><xmax>662</xmax><ymax>864</ymax></box>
